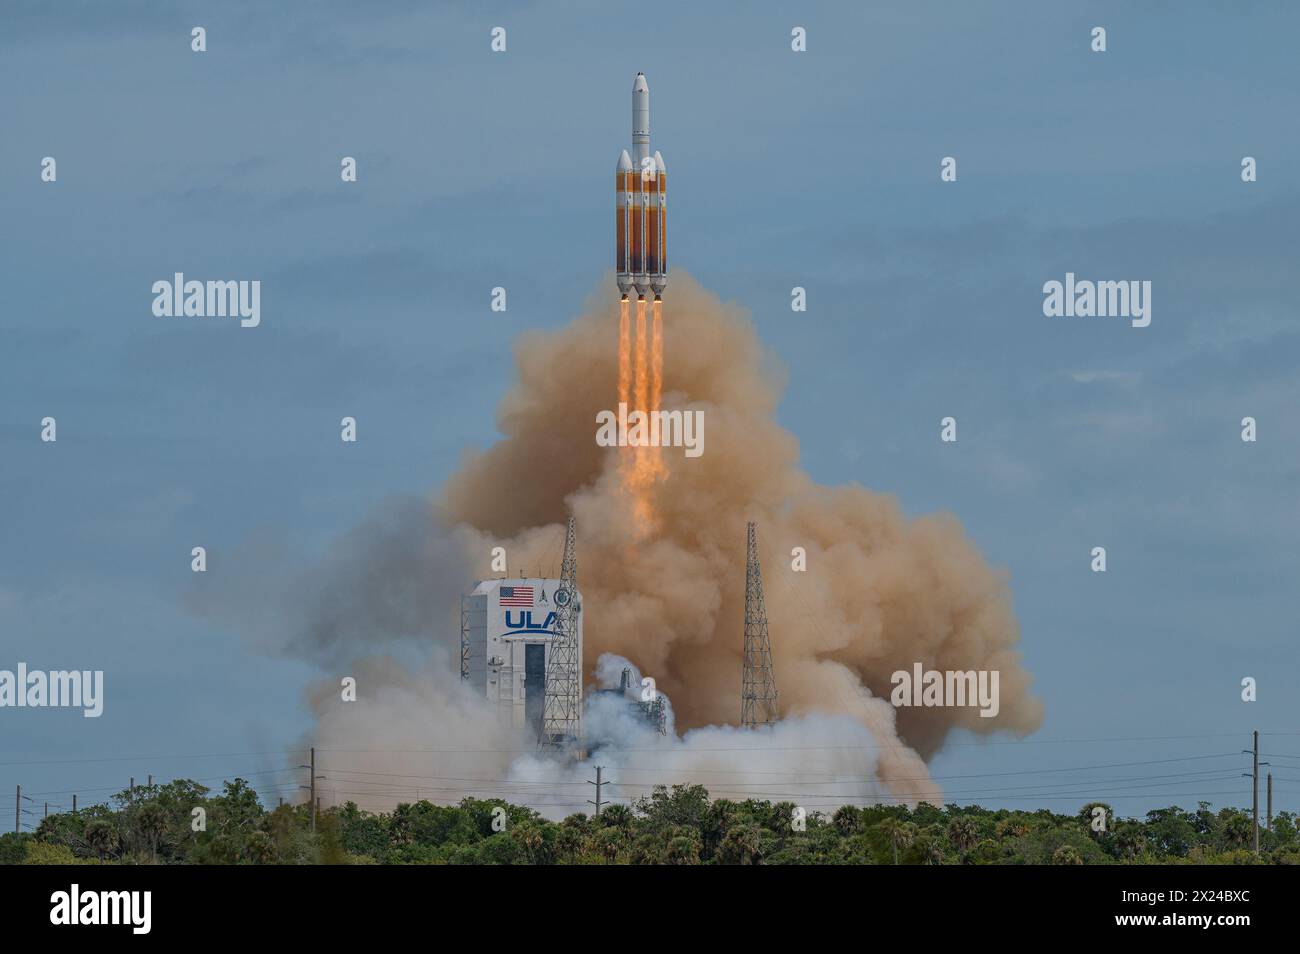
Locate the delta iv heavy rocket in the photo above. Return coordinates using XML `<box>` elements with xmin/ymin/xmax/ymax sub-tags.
<box><xmin>616</xmin><ymin>73</ymin><xmax>667</xmax><ymax>301</ymax></box>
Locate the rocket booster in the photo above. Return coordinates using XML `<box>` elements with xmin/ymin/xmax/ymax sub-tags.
<box><xmin>616</xmin><ymin>73</ymin><xmax>667</xmax><ymax>301</ymax></box>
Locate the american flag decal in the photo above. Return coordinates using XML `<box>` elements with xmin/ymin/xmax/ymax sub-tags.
<box><xmin>499</xmin><ymin>585</ymin><xmax>534</xmax><ymax>607</ymax></box>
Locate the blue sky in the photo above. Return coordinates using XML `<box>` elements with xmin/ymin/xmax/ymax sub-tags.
<box><xmin>2</xmin><ymin>0</ymin><xmax>1299</xmax><ymax>820</ymax></box>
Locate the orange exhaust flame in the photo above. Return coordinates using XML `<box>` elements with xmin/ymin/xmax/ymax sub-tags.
<box><xmin>650</xmin><ymin>297</ymin><xmax>665</xmax><ymax>477</ymax></box>
<box><xmin>618</xmin><ymin>298</ymin><xmax>631</xmax><ymax>475</ymax></box>
<box><xmin>651</xmin><ymin>298</ymin><xmax>663</xmax><ymax>413</ymax></box>
<box><xmin>615</xmin><ymin>296</ymin><xmax>665</xmax><ymax>533</ymax></box>
<box><xmin>634</xmin><ymin>298</ymin><xmax>648</xmax><ymax>425</ymax></box>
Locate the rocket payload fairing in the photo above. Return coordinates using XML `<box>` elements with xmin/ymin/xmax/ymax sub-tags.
<box><xmin>616</xmin><ymin>73</ymin><xmax>667</xmax><ymax>301</ymax></box>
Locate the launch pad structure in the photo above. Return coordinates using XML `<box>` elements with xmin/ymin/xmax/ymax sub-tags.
<box><xmin>741</xmin><ymin>521</ymin><xmax>780</xmax><ymax>728</ymax></box>
<box><xmin>460</xmin><ymin>519</ymin><xmax>784</xmax><ymax>750</ymax></box>
<box><xmin>459</xmin><ymin>518</ymin><xmax>584</xmax><ymax>749</ymax></box>
<box><xmin>540</xmin><ymin>517</ymin><xmax>583</xmax><ymax>749</ymax></box>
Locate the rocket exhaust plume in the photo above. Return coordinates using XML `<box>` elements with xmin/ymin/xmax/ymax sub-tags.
<box><xmin>650</xmin><ymin>297</ymin><xmax>665</xmax><ymax>478</ymax></box>
<box><xmin>623</xmin><ymin>294</ymin><xmax>664</xmax><ymax>528</ymax></box>
<box><xmin>634</xmin><ymin>297</ymin><xmax>649</xmax><ymax>427</ymax></box>
<box><xmin>618</xmin><ymin>297</ymin><xmax>631</xmax><ymax>473</ymax></box>
<box><xmin>651</xmin><ymin>298</ymin><xmax>663</xmax><ymax>414</ymax></box>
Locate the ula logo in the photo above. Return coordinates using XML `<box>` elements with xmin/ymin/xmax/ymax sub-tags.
<box><xmin>505</xmin><ymin>611</ymin><xmax>557</xmax><ymax>633</ymax></box>
<box><xmin>50</xmin><ymin>884</ymin><xmax>151</xmax><ymax>934</ymax></box>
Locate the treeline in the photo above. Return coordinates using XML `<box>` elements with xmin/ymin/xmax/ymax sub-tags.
<box><xmin>3</xmin><ymin>778</ymin><xmax>1298</xmax><ymax>865</ymax></box>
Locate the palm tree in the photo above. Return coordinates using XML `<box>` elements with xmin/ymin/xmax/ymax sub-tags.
<box><xmin>512</xmin><ymin>822</ymin><xmax>547</xmax><ymax>864</ymax></box>
<box><xmin>947</xmin><ymin>817</ymin><xmax>979</xmax><ymax>864</ymax></box>
<box><xmin>84</xmin><ymin>819</ymin><xmax>120</xmax><ymax>860</ymax></box>
<box><xmin>1114</xmin><ymin>823</ymin><xmax>1146</xmax><ymax>860</ymax></box>
<box><xmin>596</xmin><ymin>826</ymin><xmax>624</xmax><ymax>864</ymax></box>
<box><xmin>135</xmin><ymin>803</ymin><xmax>167</xmax><ymax>861</ymax></box>
<box><xmin>917</xmin><ymin>834</ymin><xmax>945</xmax><ymax>865</ymax></box>
<box><xmin>555</xmin><ymin>825</ymin><xmax>582</xmax><ymax>864</ymax></box>
<box><xmin>717</xmin><ymin>824</ymin><xmax>762</xmax><ymax>865</ymax></box>
<box><xmin>667</xmin><ymin>833</ymin><xmax>701</xmax><ymax>865</ymax></box>
<box><xmin>878</xmin><ymin>818</ymin><xmax>916</xmax><ymax>865</ymax></box>
<box><xmin>832</xmin><ymin>805</ymin><xmax>862</xmax><ymax>837</ymax></box>
<box><xmin>1222</xmin><ymin>814</ymin><xmax>1252</xmax><ymax>850</ymax></box>
<box><xmin>600</xmin><ymin>804</ymin><xmax>633</xmax><ymax>829</ymax></box>
<box><xmin>995</xmin><ymin>818</ymin><xmax>1029</xmax><ymax>840</ymax></box>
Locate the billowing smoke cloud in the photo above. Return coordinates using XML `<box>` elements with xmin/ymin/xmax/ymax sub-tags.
<box><xmin>305</xmin><ymin>652</ymin><xmax>890</xmax><ymax>818</ymax></box>
<box><xmin>189</xmin><ymin>499</ymin><xmax>474</xmax><ymax>669</ymax></box>
<box><xmin>504</xmin><ymin>655</ymin><xmax>889</xmax><ymax>814</ymax></box>
<box><xmin>202</xmin><ymin>272</ymin><xmax>1042</xmax><ymax>808</ymax></box>
<box><xmin>441</xmin><ymin>272</ymin><xmax>1042</xmax><ymax>798</ymax></box>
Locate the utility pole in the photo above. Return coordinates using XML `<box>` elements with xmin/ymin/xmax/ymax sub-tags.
<box><xmin>1267</xmin><ymin>773</ymin><xmax>1273</xmax><ymax>831</ymax></box>
<box><xmin>587</xmin><ymin>766</ymin><xmax>609</xmax><ymax>816</ymax></box>
<box><xmin>72</xmin><ymin>794</ymin><xmax>77</xmax><ymax>815</ymax></box>
<box><xmin>43</xmin><ymin>802</ymin><xmax>48</xmax><ymax>819</ymax></box>
<box><xmin>1242</xmin><ymin>727</ymin><xmax>1253</xmax><ymax>857</ymax></box>
<box><xmin>14</xmin><ymin>785</ymin><xmax>19</xmax><ymax>834</ymax></box>
<box><xmin>1242</xmin><ymin>730</ymin><xmax>1270</xmax><ymax>854</ymax></box>
<box><xmin>298</xmin><ymin>748</ymin><xmax>323</xmax><ymax>832</ymax></box>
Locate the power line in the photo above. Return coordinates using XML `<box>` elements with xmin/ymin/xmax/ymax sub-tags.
<box><xmin>0</xmin><ymin>750</ymin><xmax>306</xmax><ymax>768</ymax></box>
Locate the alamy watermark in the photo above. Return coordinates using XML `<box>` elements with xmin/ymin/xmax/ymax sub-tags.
<box><xmin>595</xmin><ymin>403</ymin><xmax>704</xmax><ymax>458</ymax></box>
<box><xmin>1043</xmin><ymin>272</ymin><xmax>1151</xmax><ymax>328</ymax></box>
<box><xmin>152</xmin><ymin>273</ymin><xmax>260</xmax><ymax>328</ymax></box>
<box><xmin>50</xmin><ymin>884</ymin><xmax>150</xmax><ymax>934</ymax></box>
<box><xmin>0</xmin><ymin>664</ymin><xmax>104</xmax><ymax>717</ymax></box>
<box><xmin>890</xmin><ymin>664</ymin><xmax>999</xmax><ymax>718</ymax></box>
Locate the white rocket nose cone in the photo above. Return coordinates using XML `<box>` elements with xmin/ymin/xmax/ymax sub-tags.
<box><xmin>633</xmin><ymin>73</ymin><xmax>649</xmax><ymax>92</ymax></box>
<box><xmin>654</xmin><ymin>150</ymin><xmax>666</xmax><ymax>173</ymax></box>
<box><xmin>618</xmin><ymin>149</ymin><xmax>633</xmax><ymax>172</ymax></box>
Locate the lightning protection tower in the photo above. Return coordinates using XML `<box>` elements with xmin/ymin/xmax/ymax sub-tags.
<box><xmin>541</xmin><ymin>516</ymin><xmax>583</xmax><ymax>749</ymax></box>
<box><xmin>741</xmin><ymin>521</ymin><xmax>779</xmax><ymax>728</ymax></box>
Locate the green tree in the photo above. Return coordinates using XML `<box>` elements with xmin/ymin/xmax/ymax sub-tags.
<box><xmin>600</xmin><ymin>803</ymin><xmax>634</xmax><ymax>829</ymax></box>
<box><xmin>832</xmin><ymin>805</ymin><xmax>862</xmax><ymax>837</ymax></box>
<box><xmin>84</xmin><ymin>819</ymin><xmax>120</xmax><ymax>861</ymax></box>
<box><xmin>716</xmin><ymin>823</ymin><xmax>762</xmax><ymax>865</ymax></box>
<box><xmin>592</xmin><ymin>826</ymin><xmax>625</xmax><ymax>864</ymax></box>
<box><xmin>877</xmin><ymin>818</ymin><xmax>916</xmax><ymax>865</ymax></box>
<box><xmin>24</xmin><ymin>841</ymin><xmax>81</xmax><ymax>865</ymax></box>
<box><xmin>135</xmin><ymin>803</ymin><xmax>168</xmax><ymax>861</ymax></box>
<box><xmin>510</xmin><ymin>821</ymin><xmax>553</xmax><ymax>864</ymax></box>
<box><xmin>1052</xmin><ymin>845</ymin><xmax>1084</xmax><ymax>865</ymax></box>
<box><xmin>666</xmin><ymin>829</ymin><xmax>702</xmax><ymax>865</ymax></box>
<box><xmin>947</xmin><ymin>817</ymin><xmax>979</xmax><ymax>864</ymax></box>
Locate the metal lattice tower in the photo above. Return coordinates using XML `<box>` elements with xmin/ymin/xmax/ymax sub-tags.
<box><xmin>459</xmin><ymin>595</ymin><xmax>471</xmax><ymax>682</ymax></box>
<box><xmin>540</xmin><ymin>517</ymin><xmax>582</xmax><ymax>749</ymax></box>
<box><xmin>741</xmin><ymin>521</ymin><xmax>779</xmax><ymax>728</ymax></box>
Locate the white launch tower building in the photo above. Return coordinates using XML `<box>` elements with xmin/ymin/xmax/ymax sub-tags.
<box><xmin>461</xmin><ymin>578</ymin><xmax>584</xmax><ymax>738</ymax></box>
